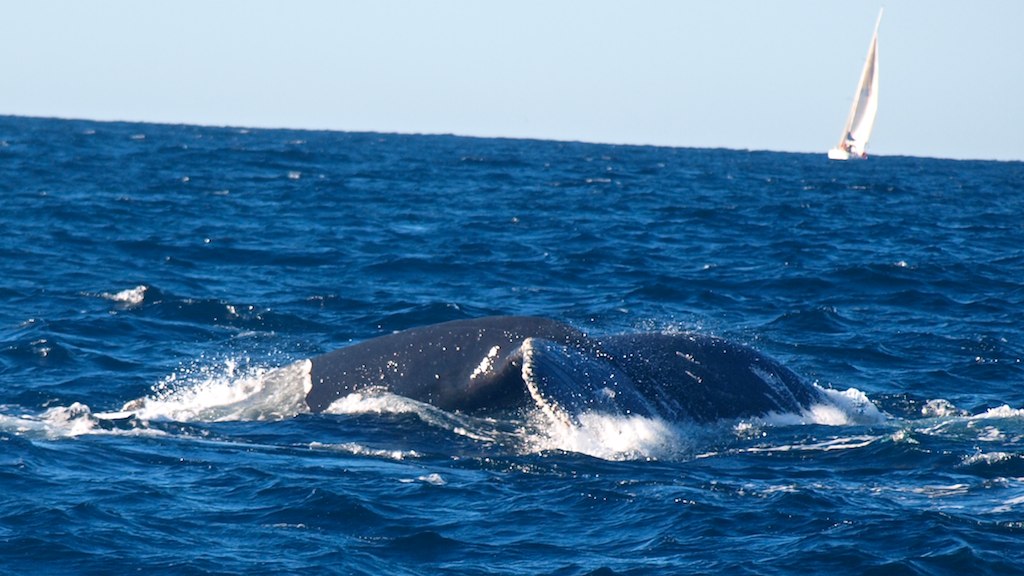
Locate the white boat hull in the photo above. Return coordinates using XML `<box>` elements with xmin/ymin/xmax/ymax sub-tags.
<box><xmin>828</xmin><ymin>147</ymin><xmax>867</xmax><ymax>161</ymax></box>
<box><xmin>828</xmin><ymin>148</ymin><xmax>851</xmax><ymax>161</ymax></box>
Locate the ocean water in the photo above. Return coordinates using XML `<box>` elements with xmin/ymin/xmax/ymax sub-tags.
<box><xmin>2</xmin><ymin>114</ymin><xmax>1023</xmax><ymax>575</ymax></box>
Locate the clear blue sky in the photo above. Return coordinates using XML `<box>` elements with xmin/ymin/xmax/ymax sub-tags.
<box><xmin>2</xmin><ymin>1</ymin><xmax>1021</xmax><ymax>161</ymax></box>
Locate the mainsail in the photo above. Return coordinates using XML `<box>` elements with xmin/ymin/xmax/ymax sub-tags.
<box><xmin>828</xmin><ymin>9</ymin><xmax>882</xmax><ymax>160</ymax></box>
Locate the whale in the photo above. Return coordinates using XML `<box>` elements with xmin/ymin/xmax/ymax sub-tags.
<box><xmin>306</xmin><ymin>316</ymin><xmax>824</xmax><ymax>424</ymax></box>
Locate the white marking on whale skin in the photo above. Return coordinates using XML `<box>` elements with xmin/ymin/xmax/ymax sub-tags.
<box><xmin>470</xmin><ymin>345</ymin><xmax>501</xmax><ymax>380</ymax></box>
<box><xmin>675</xmin><ymin>351</ymin><xmax>700</xmax><ymax>365</ymax></box>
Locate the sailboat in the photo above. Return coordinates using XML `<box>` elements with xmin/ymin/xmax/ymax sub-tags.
<box><xmin>828</xmin><ymin>9</ymin><xmax>882</xmax><ymax>160</ymax></box>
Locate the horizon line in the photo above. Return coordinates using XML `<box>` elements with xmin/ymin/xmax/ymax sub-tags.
<box><xmin>3</xmin><ymin>113</ymin><xmax>1020</xmax><ymax>164</ymax></box>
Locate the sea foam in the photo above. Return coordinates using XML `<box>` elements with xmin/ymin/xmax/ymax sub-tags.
<box><xmin>120</xmin><ymin>358</ymin><xmax>311</xmax><ymax>422</ymax></box>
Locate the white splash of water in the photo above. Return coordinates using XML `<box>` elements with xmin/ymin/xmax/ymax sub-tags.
<box><xmin>525</xmin><ymin>410</ymin><xmax>701</xmax><ymax>461</ymax></box>
<box><xmin>323</xmin><ymin>390</ymin><xmax>419</xmax><ymax>416</ymax></box>
<box><xmin>0</xmin><ymin>403</ymin><xmax>98</xmax><ymax>438</ymax></box>
<box><xmin>758</xmin><ymin>386</ymin><xmax>887</xmax><ymax>427</ymax></box>
<box><xmin>913</xmin><ymin>401</ymin><xmax>1024</xmax><ymax>443</ymax></box>
<box><xmin>0</xmin><ymin>402</ymin><xmax>164</xmax><ymax>440</ymax></box>
<box><xmin>120</xmin><ymin>359</ymin><xmax>312</xmax><ymax>422</ymax></box>
<box><xmin>324</xmin><ymin>390</ymin><xmax>500</xmax><ymax>443</ymax></box>
<box><xmin>971</xmin><ymin>405</ymin><xmax>1024</xmax><ymax>420</ymax></box>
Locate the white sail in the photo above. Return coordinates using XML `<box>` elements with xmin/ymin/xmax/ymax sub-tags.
<box><xmin>828</xmin><ymin>9</ymin><xmax>882</xmax><ymax>160</ymax></box>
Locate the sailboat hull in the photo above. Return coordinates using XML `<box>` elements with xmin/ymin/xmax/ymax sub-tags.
<box><xmin>827</xmin><ymin>148</ymin><xmax>851</xmax><ymax>161</ymax></box>
<box><xmin>827</xmin><ymin>148</ymin><xmax>866</xmax><ymax>161</ymax></box>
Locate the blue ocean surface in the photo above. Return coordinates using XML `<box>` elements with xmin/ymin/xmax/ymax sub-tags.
<box><xmin>2</xmin><ymin>115</ymin><xmax>1023</xmax><ymax>574</ymax></box>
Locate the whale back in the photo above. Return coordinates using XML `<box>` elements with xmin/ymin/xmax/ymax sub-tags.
<box><xmin>595</xmin><ymin>333</ymin><xmax>821</xmax><ymax>422</ymax></box>
<box><xmin>306</xmin><ymin>317</ymin><xmax>823</xmax><ymax>424</ymax></box>
<box><xmin>306</xmin><ymin>316</ymin><xmax>587</xmax><ymax>413</ymax></box>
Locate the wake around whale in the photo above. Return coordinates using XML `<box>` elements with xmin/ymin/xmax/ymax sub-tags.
<box><xmin>306</xmin><ymin>316</ymin><xmax>825</xmax><ymax>426</ymax></box>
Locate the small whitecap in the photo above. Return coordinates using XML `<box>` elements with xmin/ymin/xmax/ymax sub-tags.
<box><xmin>760</xmin><ymin>484</ymin><xmax>799</xmax><ymax>495</ymax></box>
<box><xmin>921</xmin><ymin>398</ymin><xmax>965</xmax><ymax>418</ymax></box>
<box><xmin>417</xmin><ymin>473</ymin><xmax>446</xmax><ymax>485</ymax></box>
<box><xmin>890</xmin><ymin>428</ymin><xmax>919</xmax><ymax>444</ymax></box>
<box><xmin>977</xmin><ymin>426</ymin><xmax>1005</xmax><ymax>442</ymax></box>
<box><xmin>287</xmin><ymin>171</ymin><xmax>301</xmax><ymax>180</ymax></box>
<box><xmin>912</xmin><ymin>484</ymin><xmax>971</xmax><ymax>498</ymax></box>
<box><xmin>311</xmin><ymin>442</ymin><xmax>421</xmax><ymax>461</ymax></box>
<box><xmin>972</xmin><ymin>405</ymin><xmax>1024</xmax><ymax>420</ymax></box>
<box><xmin>30</xmin><ymin>339</ymin><xmax>52</xmax><ymax>358</ymax></box>
<box><xmin>101</xmin><ymin>285</ymin><xmax>148</xmax><ymax>306</ymax></box>
<box><xmin>265</xmin><ymin>523</ymin><xmax>308</xmax><ymax>530</ymax></box>
<box><xmin>961</xmin><ymin>451</ymin><xmax>1013</xmax><ymax>467</ymax></box>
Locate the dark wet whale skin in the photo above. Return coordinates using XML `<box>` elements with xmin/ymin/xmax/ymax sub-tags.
<box><xmin>306</xmin><ymin>316</ymin><xmax>821</xmax><ymax>422</ymax></box>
